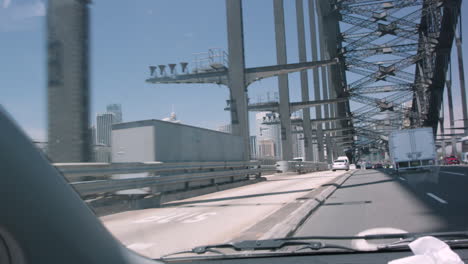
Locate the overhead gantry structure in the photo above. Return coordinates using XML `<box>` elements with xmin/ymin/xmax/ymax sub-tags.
<box><xmin>146</xmin><ymin>0</ymin><xmax>345</xmax><ymax>162</ymax></box>
<box><xmin>146</xmin><ymin>0</ymin><xmax>463</xmax><ymax>163</ymax></box>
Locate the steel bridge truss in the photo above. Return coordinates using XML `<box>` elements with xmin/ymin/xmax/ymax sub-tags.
<box><xmin>332</xmin><ymin>0</ymin><xmax>461</xmax><ymax>151</ymax></box>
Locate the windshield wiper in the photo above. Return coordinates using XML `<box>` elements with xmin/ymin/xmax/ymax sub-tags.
<box><xmin>287</xmin><ymin>231</ymin><xmax>468</xmax><ymax>241</ymax></box>
<box><xmin>379</xmin><ymin>238</ymin><xmax>468</xmax><ymax>250</ymax></box>
<box><xmin>161</xmin><ymin>231</ymin><xmax>468</xmax><ymax>259</ymax></box>
<box><xmin>287</xmin><ymin>231</ymin><xmax>468</xmax><ymax>251</ymax></box>
<box><xmin>375</xmin><ymin>231</ymin><xmax>468</xmax><ymax>250</ymax></box>
<box><xmin>161</xmin><ymin>239</ymin><xmax>356</xmax><ymax>258</ymax></box>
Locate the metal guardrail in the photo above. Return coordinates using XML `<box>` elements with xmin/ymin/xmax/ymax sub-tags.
<box><xmin>72</xmin><ymin>169</ymin><xmax>260</xmax><ymax>196</ymax></box>
<box><xmin>55</xmin><ymin>161</ymin><xmax>264</xmax><ymax>196</ymax></box>
<box><xmin>54</xmin><ymin>160</ymin><xmax>328</xmax><ymax>197</ymax></box>
<box><xmin>260</xmin><ymin>165</ymin><xmax>277</xmax><ymax>172</ymax></box>
<box><xmin>55</xmin><ymin>161</ymin><xmax>260</xmax><ymax>181</ymax></box>
<box><xmin>276</xmin><ymin>161</ymin><xmax>329</xmax><ymax>174</ymax></box>
<box><xmin>295</xmin><ymin>161</ymin><xmax>329</xmax><ymax>174</ymax></box>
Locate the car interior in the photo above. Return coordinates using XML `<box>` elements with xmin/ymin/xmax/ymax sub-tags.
<box><xmin>2</xmin><ymin>104</ymin><xmax>468</xmax><ymax>264</ymax></box>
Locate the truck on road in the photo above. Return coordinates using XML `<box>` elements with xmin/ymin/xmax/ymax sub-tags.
<box><xmin>389</xmin><ymin>127</ymin><xmax>437</xmax><ymax>171</ymax></box>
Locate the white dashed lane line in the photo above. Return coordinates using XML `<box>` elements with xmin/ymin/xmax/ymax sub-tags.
<box><xmin>399</xmin><ymin>177</ymin><xmax>406</xmax><ymax>181</ymax></box>
<box><xmin>440</xmin><ymin>171</ymin><xmax>465</xmax><ymax>176</ymax></box>
<box><xmin>426</xmin><ymin>193</ymin><xmax>448</xmax><ymax>204</ymax></box>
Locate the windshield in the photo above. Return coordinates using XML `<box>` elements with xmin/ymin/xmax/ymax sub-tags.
<box><xmin>2</xmin><ymin>0</ymin><xmax>468</xmax><ymax>260</ymax></box>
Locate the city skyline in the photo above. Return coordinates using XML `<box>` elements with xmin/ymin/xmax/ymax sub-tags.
<box><xmin>96</xmin><ymin>112</ymin><xmax>115</xmax><ymax>146</ymax></box>
<box><xmin>107</xmin><ymin>104</ymin><xmax>123</xmax><ymax>123</ymax></box>
<box><xmin>94</xmin><ymin>103</ymin><xmax>124</xmax><ymax>147</ymax></box>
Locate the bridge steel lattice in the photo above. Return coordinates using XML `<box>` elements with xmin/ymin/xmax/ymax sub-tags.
<box><xmin>331</xmin><ymin>0</ymin><xmax>462</xmax><ymax>155</ymax></box>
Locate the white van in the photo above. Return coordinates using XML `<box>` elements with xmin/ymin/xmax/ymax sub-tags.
<box><xmin>332</xmin><ymin>156</ymin><xmax>350</xmax><ymax>171</ymax></box>
<box><xmin>336</xmin><ymin>156</ymin><xmax>349</xmax><ymax>163</ymax></box>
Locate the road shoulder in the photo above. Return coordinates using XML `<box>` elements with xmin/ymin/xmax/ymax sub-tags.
<box><xmin>233</xmin><ymin>170</ymin><xmax>355</xmax><ymax>241</ymax></box>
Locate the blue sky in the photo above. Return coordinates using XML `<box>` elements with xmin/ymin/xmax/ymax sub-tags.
<box><xmin>1</xmin><ymin>0</ymin><xmax>467</xmax><ymax>141</ymax></box>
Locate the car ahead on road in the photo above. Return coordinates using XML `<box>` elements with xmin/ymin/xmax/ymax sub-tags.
<box><xmin>444</xmin><ymin>156</ymin><xmax>460</xmax><ymax>165</ymax></box>
<box><xmin>373</xmin><ymin>163</ymin><xmax>383</xmax><ymax>169</ymax></box>
<box><xmin>332</xmin><ymin>159</ymin><xmax>350</xmax><ymax>171</ymax></box>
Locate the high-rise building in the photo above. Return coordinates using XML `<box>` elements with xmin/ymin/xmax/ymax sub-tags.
<box><xmin>217</xmin><ymin>124</ymin><xmax>232</xmax><ymax>133</ymax></box>
<box><xmin>93</xmin><ymin>144</ymin><xmax>111</xmax><ymax>162</ymax></box>
<box><xmin>250</xmin><ymin>135</ymin><xmax>257</xmax><ymax>159</ymax></box>
<box><xmin>255</xmin><ymin>112</ymin><xmax>281</xmax><ymax>159</ymax></box>
<box><xmin>47</xmin><ymin>0</ymin><xmax>91</xmax><ymax>162</ymax></box>
<box><xmin>96</xmin><ymin>113</ymin><xmax>115</xmax><ymax>146</ymax></box>
<box><xmin>106</xmin><ymin>104</ymin><xmax>122</xmax><ymax>123</ymax></box>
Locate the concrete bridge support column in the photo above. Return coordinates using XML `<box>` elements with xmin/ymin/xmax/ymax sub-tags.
<box><xmin>296</xmin><ymin>0</ymin><xmax>314</xmax><ymax>161</ymax></box>
<box><xmin>226</xmin><ymin>0</ymin><xmax>250</xmax><ymax>160</ymax></box>
<box><xmin>308</xmin><ymin>0</ymin><xmax>325</xmax><ymax>162</ymax></box>
<box><xmin>273</xmin><ymin>0</ymin><xmax>293</xmax><ymax>161</ymax></box>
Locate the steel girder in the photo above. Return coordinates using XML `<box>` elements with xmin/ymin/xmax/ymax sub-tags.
<box><xmin>332</xmin><ymin>0</ymin><xmax>459</xmax><ymax>152</ymax></box>
<box><xmin>412</xmin><ymin>0</ymin><xmax>462</xmax><ymax>132</ymax></box>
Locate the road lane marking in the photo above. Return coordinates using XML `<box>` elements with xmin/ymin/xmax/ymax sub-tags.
<box><xmin>399</xmin><ymin>177</ymin><xmax>406</xmax><ymax>181</ymax></box>
<box><xmin>440</xmin><ymin>171</ymin><xmax>465</xmax><ymax>176</ymax></box>
<box><xmin>177</xmin><ymin>213</ymin><xmax>200</xmax><ymax>220</ymax></box>
<box><xmin>133</xmin><ymin>212</ymin><xmax>217</xmax><ymax>224</ymax></box>
<box><xmin>182</xmin><ymin>212</ymin><xmax>217</xmax><ymax>223</ymax></box>
<box><xmin>426</xmin><ymin>193</ymin><xmax>448</xmax><ymax>204</ymax></box>
<box><xmin>156</xmin><ymin>213</ymin><xmax>190</xmax><ymax>223</ymax></box>
<box><xmin>133</xmin><ymin>215</ymin><xmax>168</xmax><ymax>224</ymax></box>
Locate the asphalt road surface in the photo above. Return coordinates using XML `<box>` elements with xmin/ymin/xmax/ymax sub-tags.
<box><xmin>294</xmin><ymin>166</ymin><xmax>468</xmax><ymax>250</ymax></box>
<box><xmin>101</xmin><ymin>170</ymin><xmax>347</xmax><ymax>258</ymax></box>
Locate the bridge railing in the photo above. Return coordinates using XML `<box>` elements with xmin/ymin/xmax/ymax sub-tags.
<box><xmin>55</xmin><ymin>161</ymin><xmax>260</xmax><ymax>181</ymax></box>
<box><xmin>54</xmin><ymin>160</ymin><xmax>327</xmax><ymax>197</ymax></box>
<box><xmin>276</xmin><ymin>161</ymin><xmax>329</xmax><ymax>174</ymax></box>
<box><xmin>54</xmin><ymin>161</ymin><xmax>270</xmax><ymax>197</ymax></box>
